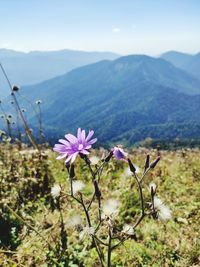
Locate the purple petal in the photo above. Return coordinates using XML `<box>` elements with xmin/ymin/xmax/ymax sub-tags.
<box><xmin>113</xmin><ymin>147</ymin><xmax>127</xmax><ymax>160</ymax></box>
<box><xmin>65</xmin><ymin>154</ymin><xmax>73</xmax><ymax>163</ymax></box>
<box><xmin>54</xmin><ymin>144</ymin><xmax>65</xmax><ymax>147</ymax></box>
<box><xmin>86</xmin><ymin>130</ymin><xmax>94</xmax><ymax>141</ymax></box>
<box><xmin>87</xmin><ymin>138</ymin><xmax>97</xmax><ymax>145</ymax></box>
<box><xmin>58</xmin><ymin>139</ymin><xmax>70</xmax><ymax>146</ymax></box>
<box><xmin>56</xmin><ymin>154</ymin><xmax>67</xmax><ymax>160</ymax></box>
<box><xmin>81</xmin><ymin>130</ymin><xmax>86</xmax><ymax>141</ymax></box>
<box><xmin>71</xmin><ymin>152</ymin><xmax>79</xmax><ymax>163</ymax></box>
<box><xmin>53</xmin><ymin>145</ymin><xmax>68</xmax><ymax>153</ymax></box>
<box><xmin>65</xmin><ymin>134</ymin><xmax>78</xmax><ymax>144</ymax></box>
<box><xmin>77</xmin><ymin>128</ymin><xmax>82</xmax><ymax>141</ymax></box>
<box><xmin>81</xmin><ymin>149</ymin><xmax>89</xmax><ymax>155</ymax></box>
<box><xmin>85</xmin><ymin>145</ymin><xmax>92</xmax><ymax>149</ymax></box>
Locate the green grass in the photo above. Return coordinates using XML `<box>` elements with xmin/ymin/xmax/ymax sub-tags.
<box><xmin>0</xmin><ymin>144</ymin><xmax>199</xmax><ymax>266</ymax></box>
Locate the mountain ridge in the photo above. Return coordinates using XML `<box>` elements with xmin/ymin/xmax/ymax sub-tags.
<box><xmin>161</xmin><ymin>50</ymin><xmax>200</xmax><ymax>80</ymax></box>
<box><xmin>12</xmin><ymin>54</ymin><xmax>200</xmax><ymax>144</ymax></box>
<box><xmin>0</xmin><ymin>48</ymin><xmax>119</xmax><ymax>97</ymax></box>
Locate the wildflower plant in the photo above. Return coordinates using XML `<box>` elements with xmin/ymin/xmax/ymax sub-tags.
<box><xmin>0</xmin><ymin>63</ymin><xmax>39</xmax><ymax>150</ymax></box>
<box><xmin>53</xmin><ymin>128</ymin><xmax>171</xmax><ymax>266</ymax></box>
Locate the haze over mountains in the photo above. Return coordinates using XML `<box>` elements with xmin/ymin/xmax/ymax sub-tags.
<box><xmin>10</xmin><ymin>52</ymin><xmax>200</xmax><ymax>145</ymax></box>
<box><xmin>0</xmin><ymin>48</ymin><xmax>119</xmax><ymax>97</ymax></box>
<box><xmin>161</xmin><ymin>51</ymin><xmax>200</xmax><ymax>80</ymax></box>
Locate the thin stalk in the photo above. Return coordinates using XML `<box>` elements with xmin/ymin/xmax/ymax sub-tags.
<box><xmin>10</xmin><ymin>97</ymin><xmax>22</xmax><ymax>141</ymax></box>
<box><xmin>107</xmin><ymin>228</ymin><xmax>112</xmax><ymax>267</ymax></box>
<box><xmin>131</xmin><ymin>171</ymin><xmax>147</xmax><ymax>230</ymax></box>
<box><xmin>17</xmin><ymin>91</ymin><xmax>40</xmax><ymax>121</ymax></box>
<box><xmin>111</xmin><ymin>238</ymin><xmax>127</xmax><ymax>250</ymax></box>
<box><xmin>98</xmin><ymin>197</ymin><xmax>102</xmax><ymax>222</ymax></box>
<box><xmin>0</xmin><ymin>63</ymin><xmax>39</xmax><ymax>150</ymax></box>
<box><xmin>140</xmin><ymin>167</ymin><xmax>151</xmax><ymax>184</ymax></box>
<box><xmin>17</xmin><ymin>91</ymin><xmax>41</xmax><ymax>141</ymax></box>
<box><xmin>87</xmin><ymin>192</ymin><xmax>95</xmax><ymax>211</ymax></box>
<box><xmin>38</xmin><ymin>103</ymin><xmax>44</xmax><ymax>143</ymax></box>
<box><xmin>5</xmin><ymin>204</ymin><xmax>53</xmax><ymax>250</ymax></box>
<box><xmin>92</xmin><ymin>235</ymin><xmax>108</xmax><ymax>246</ymax></box>
<box><xmin>133</xmin><ymin>172</ymin><xmax>145</xmax><ymax>215</ymax></box>
<box><xmin>0</xmin><ymin>103</ymin><xmax>11</xmax><ymax>138</ymax></box>
<box><xmin>79</xmin><ymin>194</ymin><xmax>105</xmax><ymax>267</ymax></box>
<box><xmin>0</xmin><ymin>249</ymin><xmax>17</xmax><ymax>254</ymax></box>
<box><xmin>84</xmin><ymin>157</ymin><xmax>102</xmax><ymax>219</ymax></box>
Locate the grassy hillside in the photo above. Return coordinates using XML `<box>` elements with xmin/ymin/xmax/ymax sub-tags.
<box><xmin>0</xmin><ymin>143</ymin><xmax>199</xmax><ymax>266</ymax></box>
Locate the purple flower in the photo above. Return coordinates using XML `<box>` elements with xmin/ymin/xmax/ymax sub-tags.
<box><xmin>112</xmin><ymin>146</ymin><xmax>127</xmax><ymax>161</ymax></box>
<box><xmin>53</xmin><ymin>128</ymin><xmax>97</xmax><ymax>163</ymax></box>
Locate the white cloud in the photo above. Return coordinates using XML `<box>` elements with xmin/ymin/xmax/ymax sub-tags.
<box><xmin>112</xmin><ymin>27</ymin><xmax>121</xmax><ymax>33</ymax></box>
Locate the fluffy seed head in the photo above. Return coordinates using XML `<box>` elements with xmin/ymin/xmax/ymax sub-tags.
<box><xmin>72</xmin><ymin>180</ymin><xmax>85</xmax><ymax>195</ymax></box>
<box><xmin>51</xmin><ymin>184</ymin><xmax>61</xmax><ymax>199</ymax></box>
<box><xmin>154</xmin><ymin>196</ymin><xmax>171</xmax><ymax>221</ymax></box>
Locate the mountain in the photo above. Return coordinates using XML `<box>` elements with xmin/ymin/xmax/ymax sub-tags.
<box><xmin>0</xmin><ymin>48</ymin><xmax>119</xmax><ymax>97</ymax></box>
<box><xmin>11</xmin><ymin>54</ymin><xmax>200</xmax><ymax>145</ymax></box>
<box><xmin>161</xmin><ymin>51</ymin><xmax>200</xmax><ymax>80</ymax></box>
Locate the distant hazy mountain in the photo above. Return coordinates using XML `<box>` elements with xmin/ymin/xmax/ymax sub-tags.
<box><xmin>15</xmin><ymin>55</ymin><xmax>200</xmax><ymax>145</ymax></box>
<box><xmin>0</xmin><ymin>48</ymin><xmax>119</xmax><ymax>97</ymax></box>
<box><xmin>161</xmin><ymin>51</ymin><xmax>200</xmax><ymax>80</ymax></box>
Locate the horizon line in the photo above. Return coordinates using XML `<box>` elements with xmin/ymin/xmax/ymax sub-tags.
<box><xmin>0</xmin><ymin>47</ymin><xmax>199</xmax><ymax>57</ymax></box>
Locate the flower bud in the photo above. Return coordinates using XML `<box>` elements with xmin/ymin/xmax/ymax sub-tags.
<box><xmin>112</xmin><ymin>146</ymin><xmax>127</xmax><ymax>160</ymax></box>
<box><xmin>144</xmin><ymin>154</ymin><xmax>150</xmax><ymax>170</ymax></box>
<box><xmin>150</xmin><ymin>156</ymin><xmax>161</xmax><ymax>169</ymax></box>
<box><xmin>128</xmin><ymin>158</ymin><xmax>136</xmax><ymax>173</ymax></box>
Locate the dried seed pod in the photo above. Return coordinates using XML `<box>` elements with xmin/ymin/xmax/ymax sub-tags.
<box><xmin>36</xmin><ymin>100</ymin><xmax>42</xmax><ymax>105</ymax></box>
<box><xmin>12</xmin><ymin>85</ymin><xmax>20</xmax><ymax>92</ymax></box>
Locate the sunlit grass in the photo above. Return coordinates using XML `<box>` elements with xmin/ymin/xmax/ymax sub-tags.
<box><xmin>0</xmin><ymin>144</ymin><xmax>199</xmax><ymax>266</ymax></box>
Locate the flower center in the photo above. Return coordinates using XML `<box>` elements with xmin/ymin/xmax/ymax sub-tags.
<box><xmin>78</xmin><ymin>144</ymin><xmax>84</xmax><ymax>150</ymax></box>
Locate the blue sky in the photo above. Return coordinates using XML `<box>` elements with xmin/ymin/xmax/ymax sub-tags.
<box><xmin>0</xmin><ymin>0</ymin><xmax>199</xmax><ymax>55</ymax></box>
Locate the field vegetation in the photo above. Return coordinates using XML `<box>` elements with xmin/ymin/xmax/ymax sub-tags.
<box><xmin>0</xmin><ymin>140</ymin><xmax>199</xmax><ymax>266</ymax></box>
